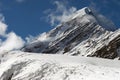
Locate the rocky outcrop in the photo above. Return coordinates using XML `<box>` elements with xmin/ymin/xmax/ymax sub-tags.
<box><xmin>88</xmin><ymin>35</ymin><xmax>120</xmax><ymax>59</ymax></box>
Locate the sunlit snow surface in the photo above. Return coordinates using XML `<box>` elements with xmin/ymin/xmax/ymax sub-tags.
<box><xmin>0</xmin><ymin>51</ymin><xmax>120</xmax><ymax>80</ymax></box>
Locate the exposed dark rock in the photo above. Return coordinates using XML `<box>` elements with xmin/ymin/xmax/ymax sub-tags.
<box><xmin>8</xmin><ymin>73</ymin><xmax>13</xmax><ymax>80</ymax></box>
<box><xmin>88</xmin><ymin>35</ymin><xmax>120</xmax><ymax>59</ymax></box>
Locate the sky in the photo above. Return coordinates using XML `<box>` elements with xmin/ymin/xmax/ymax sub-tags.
<box><xmin>0</xmin><ymin>0</ymin><xmax>120</xmax><ymax>38</ymax></box>
<box><xmin>0</xmin><ymin>0</ymin><xmax>120</xmax><ymax>51</ymax></box>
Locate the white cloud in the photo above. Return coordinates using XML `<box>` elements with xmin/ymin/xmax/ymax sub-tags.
<box><xmin>0</xmin><ymin>32</ymin><xmax>25</xmax><ymax>52</ymax></box>
<box><xmin>46</xmin><ymin>1</ymin><xmax>77</xmax><ymax>26</ymax></box>
<box><xmin>25</xmin><ymin>35</ymin><xmax>35</xmax><ymax>43</ymax></box>
<box><xmin>0</xmin><ymin>14</ymin><xmax>7</xmax><ymax>36</ymax></box>
<box><xmin>0</xmin><ymin>14</ymin><xmax>25</xmax><ymax>52</ymax></box>
<box><xmin>0</xmin><ymin>21</ymin><xmax>7</xmax><ymax>36</ymax></box>
<box><xmin>0</xmin><ymin>14</ymin><xmax>5</xmax><ymax>22</ymax></box>
<box><xmin>37</xmin><ymin>32</ymin><xmax>51</xmax><ymax>42</ymax></box>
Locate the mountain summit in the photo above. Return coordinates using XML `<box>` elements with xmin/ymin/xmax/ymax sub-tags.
<box><xmin>23</xmin><ymin>7</ymin><xmax>120</xmax><ymax>59</ymax></box>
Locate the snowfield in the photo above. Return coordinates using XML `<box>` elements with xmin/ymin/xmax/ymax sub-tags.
<box><xmin>0</xmin><ymin>51</ymin><xmax>120</xmax><ymax>80</ymax></box>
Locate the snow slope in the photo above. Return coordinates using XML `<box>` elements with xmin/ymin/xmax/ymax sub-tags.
<box><xmin>0</xmin><ymin>51</ymin><xmax>120</xmax><ymax>80</ymax></box>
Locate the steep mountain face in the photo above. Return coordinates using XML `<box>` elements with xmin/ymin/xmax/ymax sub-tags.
<box><xmin>23</xmin><ymin>7</ymin><xmax>120</xmax><ymax>59</ymax></box>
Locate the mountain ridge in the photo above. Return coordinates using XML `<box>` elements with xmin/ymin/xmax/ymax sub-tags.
<box><xmin>23</xmin><ymin>7</ymin><xmax>120</xmax><ymax>59</ymax></box>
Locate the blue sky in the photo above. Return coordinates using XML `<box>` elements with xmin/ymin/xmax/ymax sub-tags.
<box><xmin>0</xmin><ymin>0</ymin><xmax>120</xmax><ymax>38</ymax></box>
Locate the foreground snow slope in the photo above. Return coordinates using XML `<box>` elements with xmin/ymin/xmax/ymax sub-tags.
<box><xmin>0</xmin><ymin>51</ymin><xmax>120</xmax><ymax>80</ymax></box>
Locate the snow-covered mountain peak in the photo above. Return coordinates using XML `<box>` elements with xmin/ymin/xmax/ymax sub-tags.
<box><xmin>23</xmin><ymin>7</ymin><xmax>120</xmax><ymax>60</ymax></box>
<box><xmin>59</xmin><ymin>7</ymin><xmax>117</xmax><ymax>31</ymax></box>
<box><xmin>69</xmin><ymin>7</ymin><xmax>92</xmax><ymax>20</ymax></box>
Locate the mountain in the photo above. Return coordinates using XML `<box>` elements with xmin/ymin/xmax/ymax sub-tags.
<box><xmin>0</xmin><ymin>7</ymin><xmax>120</xmax><ymax>80</ymax></box>
<box><xmin>23</xmin><ymin>7</ymin><xmax>120</xmax><ymax>59</ymax></box>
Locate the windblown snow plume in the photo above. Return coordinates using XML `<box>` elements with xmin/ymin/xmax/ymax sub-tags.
<box><xmin>46</xmin><ymin>1</ymin><xmax>77</xmax><ymax>26</ymax></box>
<box><xmin>0</xmin><ymin>14</ymin><xmax>25</xmax><ymax>52</ymax></box>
